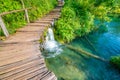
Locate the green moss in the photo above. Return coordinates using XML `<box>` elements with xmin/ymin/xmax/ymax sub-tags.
<box><xmin>110</xmin><ymin>56</ymin><xmax>120</xmax><ymax>70</ymax></box>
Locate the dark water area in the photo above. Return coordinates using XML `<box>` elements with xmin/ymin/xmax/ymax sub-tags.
<box><xmin>45</xmin><ymin>19</ymin><xmax>120</xmax><ymax>80</ymax></box>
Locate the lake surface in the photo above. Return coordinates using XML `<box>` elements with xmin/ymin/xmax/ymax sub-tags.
<box><xmin>45</xmin><ymin>18</ymin><xmax>120</xmax><ymax>80</ymax></box>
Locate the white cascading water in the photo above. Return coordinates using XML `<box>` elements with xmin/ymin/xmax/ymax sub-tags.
<box><xmin>47</xmin><ymin>28</ymin><xmax>55</xmax><ymax>41</ymax></box>
<box><xmin>42</xmin><ymin>28</ymin><xmax>62</xmax><ymax>58</ymax></box>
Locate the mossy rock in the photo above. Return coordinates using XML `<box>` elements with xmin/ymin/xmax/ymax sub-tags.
<box><xmin>110</xmin><ymin>56</ymin><xmax>120</xmax><ymax>70</ymax></box>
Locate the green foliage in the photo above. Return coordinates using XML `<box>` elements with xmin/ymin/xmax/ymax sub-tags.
<box><xmin>54</xmin><ymin>0</ymin><xmax>119</xmax><ymax>43</ymax></box>
<box><xmin>0</xmin><ymin>0</ymin><xmax>22</xmax><ymax>13</ymax></box>
<box><xmin>0</xmin><ymin>0</ymin><xmax>57</xmax><ymax>36</ymax></box>
<box><xmin>110</xmin><ymin>56</ymin><xmax>120</xmax><ymax>70</ymax></box>
<box><xmin>24</xmin><ymin>0</ymin><xmax>57</xmax><ymax>21</ymax></box>
<box><xmin>110</xmin><ymin>0</ymin><xmax>120</xmax><ymax>15</ymax></box>
<box><xmin>54</xmin><ymin>7</ymin><xmax>80</xmax><ymax>43</ymax></box>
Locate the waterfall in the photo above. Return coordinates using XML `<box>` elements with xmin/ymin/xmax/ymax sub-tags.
<box><xmin>42</xmin><ymin>27</ymin><xmax>62</xmax><ymax>58</ymax></box>
<box><xmin>46</xmin><ymin>28</ymin><xmax>55</xmax><ymax>41</ymax></box>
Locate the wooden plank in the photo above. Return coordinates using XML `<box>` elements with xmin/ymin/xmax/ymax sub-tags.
<box><xmin>0</xmin><ymin>46</ymin><xmax>38</xmax><ymax>60</ymax></box>
<box><xmin>28</xmin><ymin>71</ymin><xmax>48</xmax><ymax>80</ymax></box>
<box><xmin>34</xmin><ymin>21</ymin><xmax>53</xmax><ymax>24</ymax></box>
<box><xmin>40</xmin><ymin>71</ymin><xmax>51</xmax><ymax>80</ymax></box>
<box><xmin>0</xmin><ymin>16</ymin><xmax>9</xmax><ymax>37</ymax></box>
<box><xmin>45</xmin><ymin>15</ymin><xmax>60</xmax><ymax>19</ymax></box>
<box><xmin>34</xmin><ymin>22</ymin><xmax>53</xmax><ymax>26</ymax></box>
<box><xmin>0</xmin><ymin>57</ymin><xmax>44</xmax><ymax>75</ymax></box>
<box><xmin>52</xmin><ymin>77</ymin><xmax>57</xmax><ymax>80</ymax></box>
<box><xmin>0</xmin><ymin>59</ymin><xmax>44</xmax><ymax>78</ymax></box>
<box><xmin>0</xmin><ymin>50</ymin><xmax>40</xmax><ymax>66</ymax></box>
<box><xmin>3</xmin><ymin>31</ymin><xmax>43</xmax><ymax>43</ymax></box>
<box><xmin>37</xmin><ymin>18</ymin><xmax>54</xmax><ymax>21</ymax></box>
<box><xmin>41</xmin><ymin>73</ymin><xmax>56</xmax><ymax>80</ymax></box>
<box><xmin>15</xmin><ymin>68</ymin><xmax>48</xmax><ymax>80</ymax></box>
<box><xmin>29</xmin><ymin>71</ymin><xmax>51</xmax><ymax>80</ymax></box>
<box><xmin>0</xmin><ymin>42</ymin><xmax>36</xmax><ymax>51</ymax></box>
<box><xmin>28</xmin><ymin>23</ymin><xmax>51</xmax><ymax>26</ymax></box>
<box><xmin>2</xmin><ymin>64</ymin><xmax>46</xmax><ymax>80</ymax></box>
<box><xmin>0</xmin><ymin>44</ymin><xmax>35</xmax><ymax>58</ymax></box>
<box><xmin>17</xmin><ymin>26</ymin><xmax>44</xmax><ymax>32</ymax></box>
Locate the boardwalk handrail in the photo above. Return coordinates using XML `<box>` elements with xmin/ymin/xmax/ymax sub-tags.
<box><xmin>0</xmin><ymin>7</ymin><xmax>32</xmax><ymax>37</ymax></box>
<box><xmin>0</xmin><ymin>0</ymin><xmax>33</xmax><ymax>37</ymax></box>
<box><xmin>0</xmin><ymin>7</ymin><xmax>32</xmax><ymax>16</ymax></box>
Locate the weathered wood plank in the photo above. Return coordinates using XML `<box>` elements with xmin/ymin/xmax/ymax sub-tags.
<box><xmin>34</xmin><ymin>21</ymin><xmax>53</xmax><ymax>24</ymax></box>
<box><xmin>28</xmin><ymin>23</ymin><xmax>51</xmax><ymax>26</ymax></box>
<box><xmin>40</xmin><ymin>18</ymin><xmax>55</xmax><ymax>21</ymax></box>
<box><xmin>0</xmin><ymin>44</ymin><xmax>36</xmax><ymax>58</ymax></box>
<box><xmin>0</xmin><ymin>42</ymin><xmax>40</xmax><ymax>58</ymax></box>
<box><xmin>29</xmin><ymin>71</ymin><xmax>51</xmax><ymax>80</ymax></box>
<box><xmin>0</xmin><ymin>51</ymin><xmax>40</xmax><ymax>66</ymax></box>
<box><xmin>40</xmin><ymin>71</ymin><xmax>52</xmax><ymax>80</ymax></box>
<box><xmin>4</xmin><ymin>32</ymin><xmax>42</xmax><ymax>43</ymax></box>
<box><xmin>0</xmin><ymin>55</ymin><xmax>40</xmax><ymax>70</ymax></box>
<box><xmin>0</xmin><ymin>59</ymin><xmax>44</xmax><ymax>78</ymax></box>
<box><xmin>41</xmin><ymin>73</ymin><xmax>56</xmax><ymax>80</ymax></box>
<box><xmin>0</xmin><ymin>57</ymin><xmax>44</xmax><ymax>75</ymax></box>
<box><xmin>28</xmin><ymin>71</ymin><xmax>49</xmax><ymax>80</ymax></box>
<box><xmin>2</xmin><ymin>64</ymin><xmax>46</xmax><ymax>80</ymax></box>
<box><xmin>15</xmin><ymin>68</ymin><xmax>48</xmax><ymax>80</ymax></box>
<box><xmin>17</xmin><ymin>26</ymin><xmax>45</xmax><ymax>32</ymax></box>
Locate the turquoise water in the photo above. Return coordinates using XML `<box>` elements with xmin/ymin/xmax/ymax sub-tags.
<box><xmin>45</xmin><ymin>19</ymin><xmax>120</xmax><ymax>80</ymax></box>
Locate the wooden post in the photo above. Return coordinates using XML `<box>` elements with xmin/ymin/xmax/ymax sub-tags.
<box><xmin>0</xmin><ymin>16</ymin><xmax>9</xmax><ymax>37</ymax></box>
<box><xmin>21</xmin><ymin>0</ymin><xmax>30</xmax><ymax>23</ymax></box>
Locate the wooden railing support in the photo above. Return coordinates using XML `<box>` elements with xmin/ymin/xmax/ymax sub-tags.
<box><xmin>0</xmin><ymin>7</ymin><xmax>31</xmax><ymax>37</ymax></box>
<box><xmin>21</xmin><ymin>0</ymin><xmax>30</xmax><ymax>23</ymax></box>
<box><xmin>0</xmin><ymin>16</ymin><xmax>9</xmax><ymax>37</ymax></box>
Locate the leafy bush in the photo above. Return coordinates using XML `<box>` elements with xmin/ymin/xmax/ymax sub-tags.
<box><xmin>110</xmin><ymin>56</ymin><xmax>120</xmax><ymax>70</ymax></box>
<box><xmin>54</xmin><ymin>0</ymin><xmax>95</xmax><ymax>43</ymax></box>
<box><xmin>54</xmin><ymin>7</ymin><xmax>80</xmax><ymax>43</ymax></box>
<box><xmin>54</xmin><ymin>0</ymin><xmax>119</xmax><ymax>43</ymax></box>
<box><xmin>0</xmin><ymin>0</ymin><xmax>57</xmax><ymax>36</ymax></box>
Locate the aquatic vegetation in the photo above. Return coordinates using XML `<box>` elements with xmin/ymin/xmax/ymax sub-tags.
<box><xmin>110</xmin><ymin>56</ymin><xmax>120</xmax><ymax>70</ymax></box>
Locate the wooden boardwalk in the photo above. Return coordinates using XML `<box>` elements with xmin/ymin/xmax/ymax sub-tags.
<box><xmin>0</xmin><ymin>5</ymin><xmax>62</xmax><ymax>80</ymax></box>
